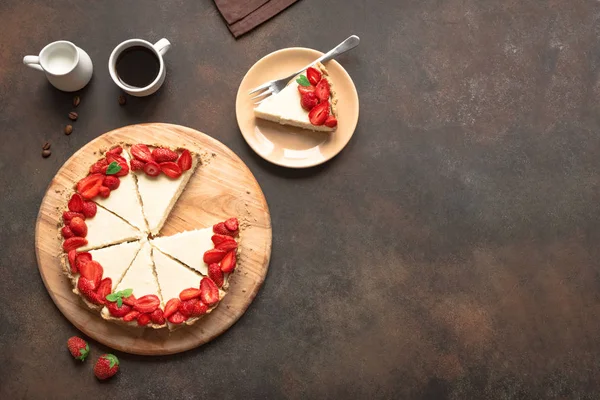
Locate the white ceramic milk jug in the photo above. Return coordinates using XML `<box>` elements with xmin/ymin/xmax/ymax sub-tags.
<box><xmin>23</xmin><ymin>41</ymin><xmax>93</xmax><ymax>92</ymax></box>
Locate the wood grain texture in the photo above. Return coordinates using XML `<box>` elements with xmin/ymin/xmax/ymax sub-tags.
<box><xmin>34</xmin><ymin>123</ymin><xmax>272</xmax><ymax>355</ymax></box>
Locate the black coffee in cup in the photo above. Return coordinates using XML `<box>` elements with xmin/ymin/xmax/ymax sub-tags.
<box><xmin>116</xmin><ymin>46</ymin><xmax>160</xmax><ymax>88</ymax></box>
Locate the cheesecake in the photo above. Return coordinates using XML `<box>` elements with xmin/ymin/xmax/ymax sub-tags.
<box><xmin>79</xmin><ymin>205</ymin><xmax>142</xmax><ymax>251</ymax></box>
<box><xmin>150</xmin><ymin>227</ymin><xmax>214</xmax><ymax>276</ymax></box>
<box><xmin>88</xmin><ymin>241</ymin><xmax>142</xmax><ymax>291</ymax></box>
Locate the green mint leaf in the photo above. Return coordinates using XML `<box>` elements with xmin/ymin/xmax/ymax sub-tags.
<box><xmin>296</xmin><ymin>75</ymin><xmax>311</xmax><ymax>87</ymax></box>
<box><xmin>106</xmin><ymin>161</ymin><xmax>122</xmax><ymax>175</ymax></box>
<box><xmin>106</xmin><ymin>293</ymin><xmax>118</xmax><ymax>302</ymax></box>
<box><xmin>120</xmin><ymin>288</ymin><xmax>133</xmax><ymax>298</ymax></box>
<box><xmin>117</xmin><ymin>297</ymin><xmax>123</xmax><ymax>307</ymax></box>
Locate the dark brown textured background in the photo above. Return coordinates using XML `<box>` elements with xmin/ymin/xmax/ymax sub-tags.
<box><xmin>1</xmin><ymin>0</ymin><xmax>600</xmax><ymax>399</ymax></box>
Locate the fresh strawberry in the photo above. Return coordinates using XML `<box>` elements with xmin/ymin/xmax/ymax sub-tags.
<box><xmin>143</xmin><ymin>161</ymin><xmax>161</xmax><ymax>177</ymax></box>
<box><xmin>200</xmin><ymin>278</ymin><xmax>219</xmax><ymax>306</ymax></box>
<box><xmin>306</xmin><ymin>67</ymin><xmax>322</xmax><ymax>86</ymax></box>
<box><xmin>137</xmin><ymin>313</ymin><xmax>151</xmax><ymax>326</ymax></box>
<box><xmin>77</xmin><ymin>278</ymin><xmax>96</xmax><ymax>300</ymax></box>
<box><xmin>122</xmin><ymin>310</ymin><xmax>140</xmax><ymax>322</ymax></box>
<box><xmin>216</xmin><ymin>240</ymin><xmax>237</xmax><ymax>252</ymax></box>
<box><xmin>98</xmin><ymin>186</ymin><xmax>111</xmax><ymax>198</ymax></box>
<box><xmin>107</xmin><ymin>146</ymin><xmax>123</xmax><ymax>155</ymax></box>
<box><xmin>77</xmin><ymin>174</ymin><xmax>104</xmax><ymax>199</ymax></box>
<box><xmin>160</xmin><ymin>162</ymin><xmax>182</xmax><ymax>179</ymax></box>
<box><xmin>106</xmin><ymin>153</ymin><xmax>127</xmax><ymax>165</ymax></box>
<box><xmin>213</xmin><ymin>222</ymin><xmax>231</xmax><ymax>236</ymax></box>
<box><xmin>208</xmin><ymin>263</ymin><xmax>224</xmax><ymax>287</ymax></box>
<box><xmin>79</xmin><ymin>260</ymin><xmax>103</xmax><ymax>289</ymax></box>
<box><xmin>67</xmin><ymin>336</ymin><xmax>89</xmax><ymax>361</ymax></box>
<box><xmin>103</xmin><ymin>176</ymin><xmax>120</xmax><ymax>190</ymax></box>
<box><xmin>163</xmin><ymin>298</ymin><xmax>181</xmax><ymax>318</ymax></box>
<box><xmin>203</xmin><ymin>249</ymin><xmax>227</xmax><ymax>264</ymax></box>
<box><xmin>89</xmin><ymin>159</ymin><xmax>109</xmax><ymax>174</ymax></box>
<box><xmin>81</xmin><ymin>201</ymin><xmax>97</xmax><ymax>218</ymax></box>
<box><xmin>179</xmin><ymin>288</ymin><xmax>202</xmax><ymax>301</ymax></box>
<box><xmin>150</xmin><ymin>309</ymin><xmax>165</xmax><ymax>325</ymax></box>
<box><xmin>220</xmin><ymin>251</ymin><xmax>237</xmax><ymax>273</ymax></box>
<box><xmin>152</xmin><ymin>147</ymin><xmax>178</xmax><ymax>163</ymax></box>
<box><xmin>324</xmin><ymin>115</ymin><xmax>338</xmax><ymax>128</ymax></box>
<box><xmin>61</xmin><ymin>226</ymin><xmax>75</xmax><ymax>239</ymax></box>
<box><xmin>93</xmin><ymin>354</ymin><xmax>119</xmax><ymax>380</ymax></box>
<box><xmin>68</xmin><ymin>250</ymin><xmax>78</xmax><ymax>273</ymax></box>
<box><xmin>298</xmin><ymin>85</ymin><xmax>316</xmax><ymax>96</ymax></box>
<box><xmin>107</xmin><ymin>302</ymin><xmax>132</xmax><ymax>317</ymax></box>
<box><xmin>308</xmin><ymin>101</ymin><xmax>330</xmax><ymax>126</ymax></box>
<box><xmin>75</xmin><ymin>252</ymin><xmax>92</xmax><ymax>272</ymax></box>
<box><xmin>63</xmin><ymin>211</ymin><xmax>85</xmax><ymax>224</ymax></box>
<box><xmin>122</xmin><ymin>295</ymin><xmax>137</xmax><ymax>306</ymax></box>
<box><xmin>167</xmin><ymin>311</ymin><xmax>187</xmax><ymax>325</ymax></box>
<box><xmin>315</xmin><ymin>79</ymin><xmax>330</xmax><ymax>102</ymax></box>
<box><xmin>114</xmin><ymin>160</ymin><xmax>129</xmax><ymax>177</ymax></box>
<box><xmin>192</xmin><ymin>300</ymin><xmax>208</xmax><ymax>316</ymax></box>
<box><xmin>177</xmin><ymin>149</ymin><xmax>192</xmax><ymax>171</ymax></box>
<box><xmin>131</xmin><ymin>144</ymin><xmax>153</xmax><ymax>162</ymax></box>
<box><xmin>134</xmin><ymin>294</ymin><xmax>160</xmax><ymax>313</ymax></box>
<box><xmin>95</xmin><ymin>278</ymin><xmax>112</xmax><ymax>305</ymax></box>
<box><xmin>224</xmin><ymin>217</ymin><xmax>239</xmax><ymax>232</ymax></box>
<box><xmin>179</xmin><ymin>298</ymin><xmax>198</xmax><ymax>318</ymax></box>
<box><xmin>301</xmin><ymin>92</ymin><xmax>319</xmax><ymax>111</ymax></box>
<box><xmin>130</xmin><ymin>159</ymin><xmax>145</xmax><ymax>171</ymax></box>
<box><xmin>68</xmin><ymin>193</ymin><xmax>84</xmax><ymax>213</ymax></box>
<box><xmin>211</xmin><ymin>234</ymin><xmax>234</xmax><ymax>245</ymax></box>
<box><xmin>63</xmin><ymin>237</ymin><xmax>87</xmax><ymax>252</ymax></box>
<box><xmin>69</xmin><ymin>217</ymin><xmax>87</xmax><ymax>237</ymax></box>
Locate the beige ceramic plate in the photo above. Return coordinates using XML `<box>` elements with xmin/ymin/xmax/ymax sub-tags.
<box><xmin>236</xmin><ymin>48</ymin><xmax>359</xmax><ymax>168</ymax></box>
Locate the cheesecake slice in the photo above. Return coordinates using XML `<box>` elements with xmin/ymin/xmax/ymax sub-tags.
<box><xmin>254</xmin><ymin>62</ymin><xmax>338</xmax><ymax>132</ymax></box>
<box><xmin>150</xmin><ymin>227</ymin><xmax>214</xmax><ymax>276</ymax></box>
<box><xmin>88</xmin><ymin>241</ymin><xmax>142</xmax><ymax>291</ymax></box>
<box><xmin>79</xmin><ymin>205</ymin><xmax>143</xmax><ymax>251</ymax></box>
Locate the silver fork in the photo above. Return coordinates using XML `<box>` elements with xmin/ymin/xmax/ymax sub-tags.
<box><xmin>249</xmin><ymin>35</ymin><xmax>361</xmax><ymax>105</ymax></box>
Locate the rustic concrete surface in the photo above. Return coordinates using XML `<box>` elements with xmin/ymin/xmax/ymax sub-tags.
<box><xmin>1</xmin><ymin>0</ymin><xmax>600</xmax><ymax>398</ymax></box>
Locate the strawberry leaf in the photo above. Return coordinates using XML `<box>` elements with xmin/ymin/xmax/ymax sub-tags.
<box><xmin>106</xmin><ymin>354</ymin><xmax>119</xmax><ymax>368</ymax></box>
<box><xmin>296</xmin><ymin>75</ymin><xmax>311</xmax><ymax>87</ymax></box>
<box><xmin>106</xmin><ymin>161</ymin><xmax>122</xmax><ymax>175</ymax></box>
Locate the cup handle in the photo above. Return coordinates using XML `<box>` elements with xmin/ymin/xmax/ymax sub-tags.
<box><xmin>23</xmin><ymin>55</ymin><xmax>43</xmax><ymax>71</ymax></box>
<box><xmin>153</xmin><ymin>39</ymin><xmax>171</xmax><ymax>56</ymax></box>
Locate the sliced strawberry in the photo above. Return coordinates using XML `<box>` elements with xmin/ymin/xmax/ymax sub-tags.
<box><xmin>324</xmin><ymin>115</ymin><xmax>338</xmax><ymax>128</ymax></box>
<box><xmin>208</xmin><ymin>263</ymin><xmax>224</xmax><ymax>288</ymax></box>
<box><xmin>150</xmin><ymin>309</ymin><xmax>165</xmax><ymax>325</ymax></box>
<box><xmin>137</xmin><ymin>313</ymin><xmax>151</xmax><ymax>326</ymax></box>
<box><xmin>81</xmin><ymin>201</ymin><xmax>97</xmax><ymax>218</ymax></box>
<box><xmin>75</xmin><ymin>252</ymin><xmax>92</xmax><ymax>272</ymax></box>
<box><xmin>192</xmin><ymin>300</ymin><xmax>208</xmax><ymax>316</ymax></box>
<box><xmin>63</xmin><ymin>237</ymin><xmax>87</xmax><ymax>252</ymax></box>
<box><xmin>98</xmin><ymin>186</ymin><xmax>110</xmax><ymax>198</ymax></box>
<box><xmin>203</xmin><ymin>249</ymin><xmax>227</xmax><ymax>264</ymax></box>
<box><xmin>95</xmin><ymin>278</ymin><xmax>112</xmax><ymax>305</ymax></box>
<box><xmin>211</xmin><ymin>234</ymin><xmax>234</xmax><ymax>246</ymax></box>
<box><xmin>224</xmin><ymin>217</ymin><xmax>239</xmax><ymax>232</ymax></box>
<box><xmin>177</xmin><ymin>149</ymin><xmax>192</xmax><ymax>171</ymax></box>
<box><xmin>301</xmin><ymin>92</ymin><xmax>319</xmax><ymax>111</ymax></box>
<box><xmin>130</xmin><ymin>159</ymin><xmax>145</xmax><ymax>171</ymax></box>
<box><xmin>306</xmin><ymin>67</ymin><xmax>322</xmax><ymax>86</ymax></box>
<box><xmin>77</xmin><ymin>174</ymin><xmax>105</xmax><ymax>199</ymax></box>
<box><xmin>143</xmin><ymin>161</ymin><xmax>161</xmax><ymax>177</ymax></box>
<box><xmin>68</xmin><ymin>250</ymin><xmax>77</xmax><ymax>273</ymax></box>
<box><xmin>77</xmin><ymin>278</ymin><xmax>96</xmax><ymax>301</ymax></box>
<box><xmin>220</xmin><ymin>251</ymin><xmax>237</xmax><ymax>273</ymax></box>
<box><xmin>179</xmin><ymin>288</ymin><xmax>202</xmax><ymax>301</ymax></box>
<box><xmin>163</xmin><ymin>298</ymin><xmax>181</xmax><ymax>318</ymax></box>
<box><xmin>106</xmin><ymin>153</ymin><xmax>127</xmax><ymax>165</ymax></box>
<box><xmin>134</xmin><ymin>294</ymin><xmax>160</xmax><ymax>313</ymax></box>
<box><xmin>160</xmin><ymin>162</ymin><xmax>182</xmax><ymax>179</ymax></box>
<box><xmin>63</xmin><ymin>211</ymin><xmax>85</xmax><ymax>224</ymax></box>
<box><xmin>69</xmin><ymin>217</ymin><xmax>87</xmax><ymax>237</ymax></box>
<box><xmin>68</xmin><ymin>194</ymin><xmax>84</xmax><ymax>213</ymax></box>
<box><xmin>107</xmin><ymin>302</ymin><xmax>132</xmax><ymax>318</ymax></box>
<box><xmin>200</xmin><ymin>278</ymin><xmax>220</xmax><ymax>306</ymax></box>
<box><xmin>179</xmin><ymin>298</ymin><xmax>198</xmax><ymax>318</ymax></box>
<box><xmin>103</xmin><ymin>176</ymin><xmax>120</xmax><ymax>190</ymax></box>
<box><xmin>308</xmin><ymin>101</ymin><xmax>330</xmax><ymax>126</ymax></box>
<box><xmin>123</xmin><ymin>310</ymin><xmax>140</xmax><ymax>322</ymax></box>
<box><xmin>107</xmin><ymin>146</ymin><xmax>123</xmax><ymax>155</ymax></box>
<box><xmin>315</xmin><ymin>79</ymin><xmax>330</xmax><ymax>102</ymax></box>
<box><xmin>215</xmin><ymin>240</ymin><xmax>237</xmax><ymax>252</ymax></box>
<box><xmin>298</xmin><ymin>85</ymin><xmax>316</xmax><ymax>96</ymax></box>
<box><xmin>213</xmin><ymin>222</ymin><xmax>231</xmax><ymax>236</ymax></box>
<box><xmin>167</xmin><ymin>311</ymin><xmax>187</xmax><ymax>325</ymax></box>
<box><xmin>89</xmin><ymin>159</ymin><xmax>109</xmax><ymax>174</ymax></box>
<box><xmin>122</xmin><ymin>295</ymin><xmax>137</xmax><ymax>306</ymax></box>
<box><xmin>61</xmin><ymin>226</ymin><xmax>75</xmax><ymax>239</ymax></box>
<box><xmin>131</xmin><ymin>144</ymin><xmax>153</xmax><ymax>162</ymax></box>
<box><xmin>79</xmin><ymin>260</ymin><xmax>103</xmax><ymax>289</ymax></box>
<box><xmin>114</xmin><ymin>161</ymin><xmax>129</xmax><ymax>177</ymax></box>
<box><xmin>152</xmin><ymin>148</ymin><xmax>178</xmax><ymax>163</ymax></box>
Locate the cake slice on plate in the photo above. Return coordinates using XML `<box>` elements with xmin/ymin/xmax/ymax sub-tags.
<box><xmin>79</xmin><ymin>205</ymin><xmax>142</xmax><ymax>251</ymax></box>
<box><xmin>254</xmin><ymin>62</ymin><xmax>338</xmax><ymax>132</ymax></box>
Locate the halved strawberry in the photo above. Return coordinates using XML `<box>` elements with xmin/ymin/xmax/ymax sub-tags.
<box><xmin>63</xmin><ymin>237</ymin><xmax>87</xmax><ymax>252</ymax></box>
<box><xmin>192</xmin><ymin>300</ymin><xmax>208</xmax><ymax>316</ymax></box>
<box><xmin>98</xmin><ymin>186</ymin><xmax>110</xmax><ymax>198</ymax></box>
<box><xmin>77</xmin><ymin>174</ymin><xmax>104</xmax><ymax>199</ymax></box>
<box><xmin>203</xmin><ymin>249</ymin><xmax>227</xmax><ymax>264</ymax></box>
<box><xmin>79</xmin><ymin>260</ymin><xmax>103</xmax><ymax>289</ymax></box>
<box><xmin>152</xmin><ymin>148</ymin><xmax>178</xmax><ymax>163</ymax></box>
<box><xmin>224</xmin><ymin>217</ymin><xmax>239</xmax><ymax>232</ymax></box>
<box><xmin>68</xmin><ymin>250</ymin><xmax>78</xmax><ymax>273</ymax></box>
<box><xmin>301</xmin><ymin>92</ymin><xmax>319</xmax><ymax>111</ymax></box>
<box><xmin>95</xmin><ymin>278</ymin><xmax>112</xmax><ymax>305</ymax></box>
<box><xmin>122</xmin><ymin>295</ymin><xmax>137</xmax><ymax>306</ymax></box>
<box><xmin>315</xmin><ymin>79</ymin><xmax>330</xmax><ymax>102</ymax></box>
<box><xmin>220</xmin><ymin>251</ymin><xmax>237</xmax><ymax>273</ymax></box>
<box><xmin>308</xmin><ymin>101</ymin><xmax>330</xmax><ymax>126</ymax></box>
<box><xmin>123</xmin><ymin>310</ymin><xmax>140</xmax><ymax>322</ymax></box>
<box><xmin>177</xmin><ymin>149</ymin><xmax>192</xmax><ymax>171</ymax></box>
<box><xmin>114</xmin><ymin>161</ymin><xmax>129</xmax><ymax>177</ymax></box>
<box><xmin>82</xmin><ymin>201</ymin><xmax>97</xmax><ymax>218</ymax></box>
<box><xmin>179</xmin><ymin>288</ymin><xmax>202</xmax><ymax>301</ymax></box>
<box><xmin>150</xmin><ymin>309</ymin><xmax>165</xmax><ymax>325</ymax></box>
<box><xmin>213</xmin><ymin>222</ymin><xmax>231</xmax><ymax>236</ymax></box>
<box><xmin>163</xmin><ymin>298</ymin><xmax>181</xmax><ymax>318</ymax></box>
<box><xmin>143</xmin><ymin>161</ymin><xmax>161</xmax><ymax>177</ymax></box>
<box><xmin>131</xmin><ymin>144</ymin><xmax>153</xmax><ymax>163</ymax></box>
<box><xmin>75</xmin><ymin>252</ymin><xmax>92</xmax><ymax>272</ymax></box>
<box><xmin>211</xmin><ymin>234</ymin><xmax>234</xmax><ymax>246</ymax></box>
<box><xmin>298</xmin><ymin>85</ymin><xmax>316</xmax><ymax>96</ymax></box>
<box><xmin>68</xmin><ymin>194</ymin><xmax>84</xmax><ymax>213</ymax></box>
<box><xmin>134</xmin><ymin>294</ymin><xmax>160</xmax><ymax>313</ymax></box>
<box><xmin>130</xmin><ymin>159</ymin><xmax>146</xmax><ymax>171</ymax></box>
<box><xmin>160</xmin><ymin>162</ymin><xmax>182</xmax><ymax>179</ymax></box>
<box><xmin>89</xmin><ymin>159</ymin><xmax>109</xmax><ymax>174</ymax></box>
<box><xmin>107</xmin><ymin>302</ymin><xmax>132</xmax><ymax>317</ymax></box>
<box><xmin>306</xmin><ymin>67</ymin><xmax>322</xmax><ymax>86</ymax></box>
<box><xmin>167</xmin><ymin>311</ymin><xmax>187</xmax><ymax>325</ymax></box>
<box><xmin>200</xmin><ymin>278</ymin><xmax>219</xmax><ymax>306</ymax></box>
<box><xmin>208</xmin><ymin>263</ymin><xmax>224</xmax><ymax>288</ymax></box>
<box><xmin>179</xmin><ymin>298</ymin><xmax>198</xmax><ymax>318</ymax></box>
<box><xmin>107</xmin><ymin>146</ymin><xmax>123</xmax><ymax>155</ymax></box>
<box><xmin>324</xmin><ymin>115</ymin><xmax>338</xmax><ymax>128</ymax></box>
<box><xmin>215</xmin><ymin>240</ymin><xmax>237</xmax><ymax>252</ymax></box>
<box><xmin>63</xmin><ymin>211</ymin><xmax>85</xmax><ymax>224</ymax></box>
<box><xmin>77</xmin><ymin>278</ymin><xmax>96</xmax><ymax>301</ymax></box>
<box><xmin>137</xmin><ymin>313</ymin><xmax>151</xmax><ymax>326</ymax></box>
<box><xmin>103</xmin><ymin>176</ymin><xmax>120</xmax><ymax>190</ymax></box>
<box><xmin>106</xmin><ymin>153</ymin><xmax>127</xmax><ymax>166</ymax></box>
<box><xmin>69</xmin><ymin>217</ymin><xmax>87</xmax><ymax>237</ymax></box>
<box><xmin>61</xmin><ymin>226</ymin><xmax>75</xmax><ymax>239</ymax></box>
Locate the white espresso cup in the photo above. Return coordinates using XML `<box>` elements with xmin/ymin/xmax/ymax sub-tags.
<box><xmin>108</xmin><ymin>38</ymin><xmax>171</xmax><ymax>97</ymax></box>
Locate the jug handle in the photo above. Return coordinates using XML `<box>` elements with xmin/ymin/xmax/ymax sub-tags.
<box><xmin>23</xmin><ymin>56</ymin><xmax>43</xmax><ymax>71</ymax></box>
<box><xmin>153</xmin><ymin>39</ymin><xmax>171</xmax><ymax>56</ymax></box>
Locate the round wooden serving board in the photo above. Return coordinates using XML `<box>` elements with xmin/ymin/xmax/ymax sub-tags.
<box><xmin>35</xmin><ymin>123</ymin><xmax>272</xmax><ymax>355</ymax></box>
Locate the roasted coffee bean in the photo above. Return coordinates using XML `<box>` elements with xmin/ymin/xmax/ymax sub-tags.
<box><xmin>73</xmin><ymin>95</ymin><xmax>80</xmax><ymax>107</ymax></box>
<box><xmin>42</xmin><ymin>149</ymin><xmax>51</xmax><ymax>158</ymax></box>
<box><xmin>64</xmin><ymin>125</ymin><xmax>73</xmax><ymax>135</ymax></box>
<box><xmin>42</xmin><ymin>142</ymin><xmax>51</xmax><ymax>150</ymax></box>
<box><xmin>69</xmin><ymin>111</ymin><xmax>78</xmax><ymax>121</ymax></box>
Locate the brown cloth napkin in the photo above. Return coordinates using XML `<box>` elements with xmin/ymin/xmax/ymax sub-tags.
<box><xmin>214</xmin><ymin>0</ymin><xmax>300</xmax><ymax>37</ymax></box>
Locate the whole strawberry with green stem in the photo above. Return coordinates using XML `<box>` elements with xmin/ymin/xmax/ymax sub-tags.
<box><xmin>67</xmin><ymin>336</ymin><xmax>89</xmax><ymax>361</ymax></box>
<box><xmin>94</xmin><ymin>354</ymin><xmax>120</xmax><ymax>380</ymax></box>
